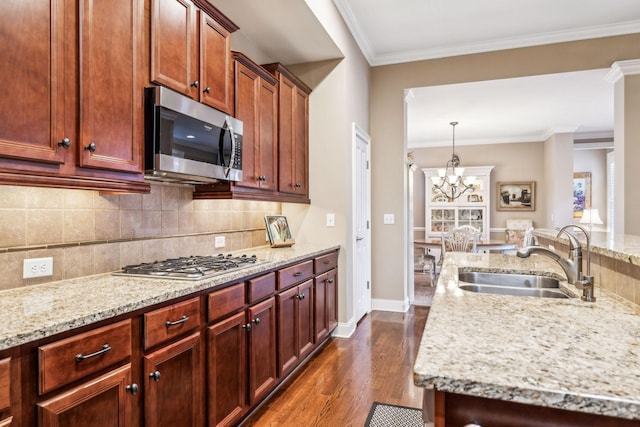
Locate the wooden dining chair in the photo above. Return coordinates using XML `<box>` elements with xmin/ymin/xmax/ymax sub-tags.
<box><xmin>441</xmin><ymin>225</ymin><xmax>481</xmax><ymax>253</ymax></box>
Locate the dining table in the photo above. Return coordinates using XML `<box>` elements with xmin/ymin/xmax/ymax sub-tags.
<box><xmin>413</xmin><ymin>238</ymin><xmax>517</xmax><ymax>266</ymax></box>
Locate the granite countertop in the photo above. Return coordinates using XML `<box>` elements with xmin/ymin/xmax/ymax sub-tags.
<box><xmin>413</xmin><ymin>252</ymin><xmax>640</xmax><ymax>421</ymax></box>
<box><xmin>0</xmin><ymin>243</ymin><xmax>340</xmax><ymax>351</ymax></box>
<box><xmin>534</xmin><ymin>228</ymin><xmax>640</xmax><ymax>265</ymax></box>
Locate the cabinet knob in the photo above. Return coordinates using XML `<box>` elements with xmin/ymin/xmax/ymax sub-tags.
<box><xmin>84</xmin><ymin>142</ymin><xmax>96</xmax><ymax>152</ymax></box>
<box><xmin>58</xmin><ymin>137</ymin><xmax>71</xmax><ymax>148</ymax></box>
<box><xmin>294</xmin><ymin>183</ymin><xmax>302</xmax><ymax>188</ymax></box>
<box><xmin>252</xmin><ymin>317</ymin><xmax>261</xmax><ymax>325</ymax></box>
<box><xmin>242</xmin><ymin>323</ymin><xmax>252</xmax><ymax>331</ymax></box>
<box><xmin>149</xmin><ymin>371</ymin><xmax>161</xmax><ymax>382</ymax></box>
<box><xmin>327</xmin><ymin>279</ymin><xmax>334</xmax><ymax>284</ymax></box>
<box><xmin>298</xmin><ymin>293</ymin><xmax>305</xmax><ymax>300</ymax></box>
<box><xmin>126</xmin><ymin>383</ymin><xmax>139</xmax><ymax>395</ymax></box>
<box><xmin>191</xmin><ymin>80</ymin><xmax>199</xmax><ymax>88</ymax></box>
<box><xmin>203</xmin><ymin>86</ymin><xmax>211</xmax><ymax>94</ymax></box>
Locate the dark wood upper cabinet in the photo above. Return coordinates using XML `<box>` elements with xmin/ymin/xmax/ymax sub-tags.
<box><xmin>151</xmin><ymin>0</ymin><xmax>236</xmax><ymax>114</ymax></box>
<box><xmin>193</xmin><ymin>52</ymin><xmax>278</xmax><ymax>200</ymax></box>
<box><xmin>262</xmin><ymin>63</ymin><xmax>311</xmax><ymax>203</ymax></box>
<box><xmin>77</xmin><ymin>0</ymin><xmax>144</xmax><ymax>173</ymax></box>
<box><xmin>0</xmin><ymin>0</ymin><xmax>148</xmax><ymax>193</ymax></box>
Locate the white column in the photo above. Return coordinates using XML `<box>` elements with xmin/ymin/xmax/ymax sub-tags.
<box><xmin>605</xmin><ymin>60</ymin><xmax>640</xmax><ymax>235</ymax></box>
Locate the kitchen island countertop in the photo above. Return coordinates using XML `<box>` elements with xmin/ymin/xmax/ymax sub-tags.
<box><xmin>0</xmin><ymin>243</ymin><xmax>340</xmax><ymax>351</ymax></box>
<box><xmin>413</xmin><ymin>252</ymin><xmax>640</xmax><ymax>420</ymax></box>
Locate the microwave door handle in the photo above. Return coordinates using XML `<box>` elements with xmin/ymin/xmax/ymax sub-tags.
<box><xmin>223</xmin><ymin>117</ymin><xmax>236</xmax><ymax>178</ymax></box>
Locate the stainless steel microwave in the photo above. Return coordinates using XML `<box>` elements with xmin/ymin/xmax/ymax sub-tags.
<box><xmin>144</xmin><ymin>86</ymin><xmax>243</xmax><ymax>184</ymax></box>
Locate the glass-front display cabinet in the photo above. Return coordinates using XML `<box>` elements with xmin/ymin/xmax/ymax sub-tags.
<box><xmin>423</xmin><ymin>166</ymin><xmax>494</xmax><ymax>240</ymax></box>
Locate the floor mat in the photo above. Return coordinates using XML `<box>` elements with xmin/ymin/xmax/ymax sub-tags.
<box><xmin>364</xmin><ymin>401</ymin><xmax>423</xmax><ymax>427</ymax></box>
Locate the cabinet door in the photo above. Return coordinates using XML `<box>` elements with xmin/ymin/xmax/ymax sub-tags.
<box><xmin>76</xmin><ymin>0</ymin><xmax>143</xmax><ymax>173</ymax></box>
<box><xmin>37</xmin><ymin>364</ymin><xmax>136</xmax><ymax>427</ymax></box>
<box><xmin>151</xmin><ymin>0</ymin><xmax>198</xmax><ymax>97</ymax></box>
<box><xmin>257</xmin><ymin>77</ymin><xmax>278</xmax><ymax>190</ymax></box>
<box><xmin>278</xmin><ymin>75</ymin><xmax>308</xmax><ymax>197</ymax></box>
<box><xmin>276</xmin><ymin>286</ymin><xmax>299</xmax><ymax>376</ymax></box>
<box><xmin>200</xmin><ymin>13</ymin><xmax>233</xmax><ymax>114</ymax></box>
<box><xmin>234</xmin><ymin>61</ymin><xmax>260</xmax><ymax>189</ymax></box>
<box><xmin>143</xmin><ymin>333</ymin><xmax>203</xmax><ymax>427</ymax></box>
<box><xmin>248</xmin><ymin>298</ymin><xmax>276</xmax><ymax>404</ymax></box>
<box><xmin>0</xmin><ymin>0</ymin><xmax>66</xmax><ymax>165</ymax></box>
<box><xmin>297</xmin><ymin>280</ymin><xmax>314</xmax><ymax>360</ymax></box>
<box><xmin>326</xmin><ymin>269</ymin><xmax>338</xmax><ymax>333</ymax></box>
<box><xmin>207</xmin><ymin>311</ymin><xmax>248</xmax><ymax>427</ymax></box>
<box><xmin>314</xmin><ymin>272</ymin><xmax>328</xmax><ymax>342</ymax></box>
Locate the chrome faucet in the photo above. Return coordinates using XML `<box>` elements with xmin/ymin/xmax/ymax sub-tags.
<box><xmin>517</xmin><ymin>224</ymin><xmax>595</xmax><ymax>302</ymax></box>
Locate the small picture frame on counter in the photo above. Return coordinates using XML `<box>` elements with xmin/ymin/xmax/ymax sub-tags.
<box><xmin>265</xmin><ymin>215</ymin><xmax>295</xmax><ymax>248</ymax></box>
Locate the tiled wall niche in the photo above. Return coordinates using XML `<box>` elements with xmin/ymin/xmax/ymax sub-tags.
<box><xmin>0</xmin><ymin>184</ymin><xmax>280</xmax><ymax>290</ymax></box>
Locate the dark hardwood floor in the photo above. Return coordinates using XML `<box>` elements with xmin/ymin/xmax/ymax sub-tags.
<box><xmin>414</xmin><ymin>272</ymin><xmax>436</xmax><ymax>306</ymax></box>
<box><xmin>243</xmin><ymin>305</ymin><xmax>430</xmax><ymax>426</ymax></box>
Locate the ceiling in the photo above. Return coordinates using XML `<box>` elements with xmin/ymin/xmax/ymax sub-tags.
<box><xmin>210</xmin><ymin>0</ymin><xmax>640</xmax><ymax>147</ymax></box>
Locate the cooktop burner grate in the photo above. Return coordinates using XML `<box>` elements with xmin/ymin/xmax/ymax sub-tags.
<box><xmin>114</xmin><ymin>254</ymin><xmax>262</xmax><ymax>280</ymax></box>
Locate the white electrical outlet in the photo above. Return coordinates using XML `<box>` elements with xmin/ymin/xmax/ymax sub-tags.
<box><xmin>383</xmin><ymin>214</ymin><xmax>395</xmax><ymax>224</ymax></box>
<box><xmin>214</xmin><ymin>236</ymin><xmax>226</xmax><ymax>248</ymax></box>
<box><xmin>326</xmin><ymin>213</ymin><xmax>335</xmax><ymax>227</ymax></box>
<box><xmin>23</xmin><ymin>257</ymin><xmax>53</xmax><ymax>279</ymax></box>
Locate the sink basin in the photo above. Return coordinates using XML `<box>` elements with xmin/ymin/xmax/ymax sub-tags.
<box><xmin>457</xmin><ymin>271</ymin><xmax>571</xmax><ymax>299</ymax></box>
<box><xmin>458</xmin><ymin>283</ymin><xmax>570</xmax><ymax>298</ymax></box>
<box><xmin>458</xmin><ymin>272</ymin><xmax>560</xmax><ymax>288</ymax></box>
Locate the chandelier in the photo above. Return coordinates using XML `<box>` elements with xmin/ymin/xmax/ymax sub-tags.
<box><xmin>430</xmin><ymin>121</ymin><xmax>476</xmax><ymax>200</ymax></box>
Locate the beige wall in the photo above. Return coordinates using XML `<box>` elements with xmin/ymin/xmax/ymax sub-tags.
<box><xmin>284</xmin><ymin>0</ymin><xmax>370</xmax><ymax>332</ymax></box>
<box><xmin>0</xmin><ymin>184</ymin><xmax>280</xmax><ymax>290</ymax></box>
<box><xmin>370</xmin><ymin>34</ymin><xmax>640</xmax><ymax>304</ymax></box>
<box><xmin>411</xmin><ymin>141</ymin><xmax>546</xmax><ymax>239</ymax></box>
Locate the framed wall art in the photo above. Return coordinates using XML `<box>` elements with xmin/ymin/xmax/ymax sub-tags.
<box><xmin>264</xmin><ymin>215</ymin><xmax>295</xmax><ymax>247</ymax></box>
<box><xmin>573</xmin><ymin>172</ymin><xmax>592</xmax><ymax>218</ymax></box>
<box><xmin>497</xmin><ymin>181</ymin><xmax>535</xmax><ymax>211</ymax></box>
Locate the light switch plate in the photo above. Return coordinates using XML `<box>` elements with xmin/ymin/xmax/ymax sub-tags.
<box><xmin>383</xmin><ymin>214</ymin><xmax>395</xmax><ymax>225</ymax></box>
<box><xmin>326</xmin><ymin>213</ymin><xmax>335</xmax><ymax>227</ymax></box>
<box><xmin>214</xmin><ymin>236</ymin><xmax>225</xmax><ymax>248</ymax></box>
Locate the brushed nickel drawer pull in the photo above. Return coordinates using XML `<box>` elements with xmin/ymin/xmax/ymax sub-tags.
<box><xmin>293</xmin><ymin>272</ymin><xmax>303</xmax><ymax>277</ymax></box>
<box><xmin>165</xmin><ymin>315</ymin><xmax>189</xmax><ymax>327</ymax></box>
<box><xmin>323</xmin><ymin>260</ymin><xmax>331</xmax><ymax>264</ymax></box>
<box><xmin>75</xmin><ymin>344</ymin><xmax>111</xmax><ymax>362</ymax></box>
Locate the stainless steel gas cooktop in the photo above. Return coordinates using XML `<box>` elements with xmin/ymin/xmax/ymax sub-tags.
<box><xmin>113</xmin><ymin>254</ymin><xmax>264</xmax><ymax>280</ymax></box>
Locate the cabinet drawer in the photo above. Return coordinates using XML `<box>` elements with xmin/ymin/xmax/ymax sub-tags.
<box><xmin>0</xmin><ymin>358</ymin><xmax>9</xmax><ymax>413</ymax></box>
<box><xmin>144</xmin><ymin>297</ymin><xmax>201</xmax><ymax>350</ymax></box>
<box><xmin>208</xmin><ymin>283</ymin><xmax>246</xmax><ymax>323</ymax></box>
<box><xmin>38</xmin><ymin>319</ymin><xmax>131</xmax><ymax>394</ymax></box>
<box><xmin>248</xmin><ymin>273</ymin><xmax>276</xmax><ymax>303</ymax></box>
<box><xmin>278</xmin><ymin>260</ymin><xmax>313</xmax><ymax>290</ymax></box>
<box><xmin>314</xmin><ymin>252</ymin><xmax>338</xmax><ymax>275</ymax></box>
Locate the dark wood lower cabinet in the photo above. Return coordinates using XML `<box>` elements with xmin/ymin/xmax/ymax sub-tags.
<box><xmin>277</xmin><ymin>280</ymin><xmax>314</xmax><ymax>377</ymax></box>
<box><xmin>143</xmin><ymin>333</ymin><xmax>203</xmax><ymax>427</ymax></box>
<box><xmin>19</xmin><ymin>250</ymin><xmax>339</xmax><ymax>427</ymax></box>
<box><xmin>248</xmin><ymin>298</ymin><xmax>277</xmax><ymax>405</ymax></box>
<box><xmin>437</xmin><ymin>390</ymin><xmax>639</xmax><ymax>427</ymax></box>
<box><xmin>37</xmin><ymin>364</ymin><xmax>136</xmax><ymax>426</ymax></box>
<box><xmin>315</xmin><ymin>269</ymin><xmax>337</xmax><ymax>342</ymax></box>
<box><xmin>208</xmin><ymin>312</ymin><xmax>248</xmax><ymax>427</ymax></box>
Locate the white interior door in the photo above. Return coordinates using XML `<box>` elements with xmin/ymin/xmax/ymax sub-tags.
<box><xmin>354</xmin><ymin>124</ymin><xmax>371</xmax><ymax>322</ymax></box>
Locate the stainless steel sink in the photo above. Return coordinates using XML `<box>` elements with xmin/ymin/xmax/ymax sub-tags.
<box><xmin>457</xmin><ymin>271</ymin><xmax>572</xmax><ymax>298</ymax></box>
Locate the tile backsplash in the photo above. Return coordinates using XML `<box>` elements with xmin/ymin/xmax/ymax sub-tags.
<box><xmin>0</xmin><ymin>184</ymin><xmax>280</xmax><ymax>290</ymax></box>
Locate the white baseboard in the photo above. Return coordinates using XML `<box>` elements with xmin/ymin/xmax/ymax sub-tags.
<box><xmin>371</xmin><ymin>298</ymin><xmax>410</xmax><ymax>313</ymax></box>
<box><xmin>333</xmin><ymin>318</ymin><xmax>356</xmax><ymax>338</ymax></box>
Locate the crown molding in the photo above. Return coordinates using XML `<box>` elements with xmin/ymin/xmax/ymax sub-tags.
<box><xmin>605</xmin><ymin>59</ymin><xmax>640</xmax><ymax>83</ymax></box>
